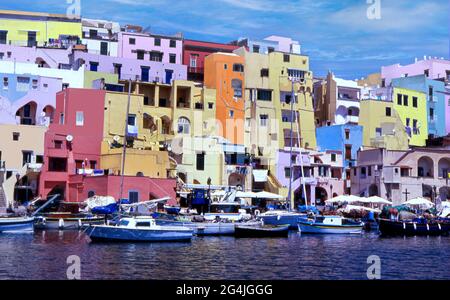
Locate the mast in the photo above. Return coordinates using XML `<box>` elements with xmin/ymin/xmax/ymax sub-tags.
<box><xmin>118</xmin><ymin>79</ymin><xmax>133</xmax><ymax>215</ymax></box>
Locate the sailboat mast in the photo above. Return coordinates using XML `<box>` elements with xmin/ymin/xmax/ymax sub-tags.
<box><xmin>118</xmin><ymin>79</ymin><xmax>133</xmax><ymax>211</ymax></box>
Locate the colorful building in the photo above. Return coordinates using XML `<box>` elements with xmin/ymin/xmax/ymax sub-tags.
<box><xmin>359</xmin><ymin>87</ymin><xmax>410</xmax><ymax>151</ymax></box>
<box><xmin>392</xmin><ymin>87</ymin><xmax>428</xmax><ymax>147</ymax></box>
<box><xmin>351</xmin><ymin>148</ymin><xmax>450</xmax><ymax>205</ymax></box>
<box><xmin>204</xmin><ymin>52</ymin><xmax>245</xmax><ymax>145</ymax></box>
<box><xmin>81</xmin><ymin>18</ymin><xmax>120</xmax><ymax>57</ymax></box>
<box><xmin>392</xmin><ymin>75</ymin><xmax>447</xmax><ymax>138</ymax></box>
<box><xmin>38</xmin><ymin>87</ymin><xmax>175</xmax><ymax>203</ymax></box>
<box><xmin>0</xmin><ymin>10</ymin><xmax>82</xmax><ymax>48</ymax></box>
<box><xmin>183</xmin><ymin>39</ymin><xmax>239</xmax><ymax>82</ymax></box>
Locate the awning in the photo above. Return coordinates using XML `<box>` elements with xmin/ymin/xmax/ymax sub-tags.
<box><xmin>253</xmin><ymin>170</ymin><xmax>268</xmax><ymax>183</ymax></box>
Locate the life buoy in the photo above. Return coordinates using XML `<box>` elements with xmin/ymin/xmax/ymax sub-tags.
<box><xmin>254</xmin><ymin>210</ymin><xmax>261</xmax><ymax>217</ymax></box>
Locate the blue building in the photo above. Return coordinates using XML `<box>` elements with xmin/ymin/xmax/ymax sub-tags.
<box><xmin>316</xmin><ymin>124</ymin><xmax>363</xmax><ymax>180</ymax></box>
<box><xmin>392</xmin><ymin>75</ymin><xmax>447</xmax><ymax>138</ymax></box>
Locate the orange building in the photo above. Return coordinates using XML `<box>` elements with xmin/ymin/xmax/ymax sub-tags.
<box><xmin>204</xmin><ymin>53</ymin><xmax>245</xmax><ymax>144</ymax></box>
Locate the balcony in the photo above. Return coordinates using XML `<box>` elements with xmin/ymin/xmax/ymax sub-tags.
<box><xmin>188</xmin><ymin>67</ymin><xmax>204</xmax><ymax>74</ymax></box>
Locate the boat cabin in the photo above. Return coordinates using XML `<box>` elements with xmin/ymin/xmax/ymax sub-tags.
<box><xmin>117</xmin><ymin>217</ymin><xmax>157</xmax><ymax>228</ymax></box>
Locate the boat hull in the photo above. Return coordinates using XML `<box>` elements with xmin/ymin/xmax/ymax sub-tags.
<box><xmin>298</xmin><ymin>222</ymin><xmax>363</xmax><ymax>234</ymax></box>
<box><xmin>258</xmin><ymin>214</ymin><xmax>304</xmax><ymax>230</ymax></box>
<box><xmin>378</xmin><ymin>219</ymin><xmax>450</xmax><ymax>236</ymax></box>
<box><xmin>0</xmin><ymin>217</ymin><xmax>35</xmax><ymax>233</ymax></box>
<box><xmin>35</xmin><ymin>216</ymin><xmax>105</xmax><ymax>230</ymax></box>
<box><xmin>235</xmin><ymin>225</ymin><xmax>290</xmax><ymax>238</ymax></box>
<box><xmin>85</xmin><ymin>225</ymin><xmax>193</xmax><ymax>242</ymax></box>
<box><xmin>155</xmin><ymin>219</ymin><xmax>235</xmax><ymax>236</ymax></box>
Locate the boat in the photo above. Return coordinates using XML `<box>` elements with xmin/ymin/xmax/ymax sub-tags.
<box><xmin>34</xmin><ymin>212</ymin><xmax>105</xmax><ymax>230</ymax></box>
<box><xmin>84</xmin><ymin>216</ymin><xmax>194</xmax><ymax>242</ymax></box>
<box><xmin>0</xmin><ymin>216</ymin><xmax>35</xmax><ymax>233</ymax></box>
<box><xmin>298</xmin><ymin>215</ymin><xmax>364</xmax><ymax>234</ymax></box>
<box><xmin>257</xmin><ymin>210</ymin><xmax>306</xmax><ymax>229</ymax></box>
<box><xmin>203</xmin><ymin>202</ymin><xmax>251</xmax><ymax>222</ymax></box>
<box><xmin>378</xmin><ymin>218</ymin><xmax>450</xmax><ymax>236</ymax></box>
<box><xmin>155</xmin><ymin>218</ymin><xmax>236</xmax><ymax>236</ymax></box>
<box><xmin>235</xmin><ymin>224</ymin><xmax>290</xmax><ymax>238</ymax></box>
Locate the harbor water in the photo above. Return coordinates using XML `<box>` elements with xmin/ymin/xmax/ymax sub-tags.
<box><xmin>1</xmin><ymin>231</ymin><xmax>450</xmax><ymax>280</ymax></box>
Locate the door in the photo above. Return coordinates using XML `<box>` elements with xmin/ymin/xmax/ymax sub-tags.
<box><xmin>141</xmin><ymin>67</ymin><xmax>150</xmax><ymax>82</ymax></box>
<box><xmin>0</xmin><ymin>31</ymin><xmax>7</xmax><ymax>44</ymax></box>
<box><xmin>27</xmin><ymin>31</ymin><xmax>37</xmax><ymax>47</ymax></box>
<box><xmin>100</xmin><ymin>42</ymin><xmax>108</xmax><ymax>55</ymax></box>
<box><xmin>165</xmin><ymin>69</ymin><xmax>173</xmax><ymax>84</ymax></box>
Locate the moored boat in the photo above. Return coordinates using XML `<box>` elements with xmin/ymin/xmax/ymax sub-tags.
<box><xmin>34</xmin><ymin>213</ymin><xmax>105</xmax><ymax>230</ymax></box>
<box><xmin>85</xmin><ymin>216</ymin><xmax>194</xmax><ymax>242</ymax></box>
<box><xmin>235</xmin><ymin>224</ymin><xmax>290</xmax><ymax>238</ymax></box>
<box><xmin>155</xmin><ymin>218</ymin><xmax>236</xmax><ymax>236</ymax></box>
<box><xmin>378</xmin><ymin>218</ymin><xmax>450</xmax><ymax>236</ymax></box>
<box><xmin>257</xmin><ymin>210</ymin><xmax>305</xmax><ymax>229</ymax></box>
<box><xmin>298</xmin><ymin>216</ymin><xmax>364</xmax><ymax>234</ymax></box>
<box><xmin>0</xmin><ymin>216</ymin><xmax>35</xmax><ymax>233</ymax></box>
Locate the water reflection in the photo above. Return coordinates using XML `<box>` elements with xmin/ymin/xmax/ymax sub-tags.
<box><xmin>0</xmin><ymin>231</ymin><xmax>449</xmax><ymax>280</ymax></box>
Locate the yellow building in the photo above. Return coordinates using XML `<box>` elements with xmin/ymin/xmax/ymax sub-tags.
<box><xmin>393</xmin><ymin>87</ymin><xmax>428</xmax><ymax>147</ymax></box>
<box><xmin>359</xmin><ymin>100</ymin><xmax>410</xmax><ymax>150</ymax></box>
<box><xmin>0</xmin><ymin>10</ymin><xmax>82</xmax><ymax>47</ymax></box>
<box><xmin>100</xmin><ymin>80</ymin><xmax>217</xmax><ymax>180</ymax></box>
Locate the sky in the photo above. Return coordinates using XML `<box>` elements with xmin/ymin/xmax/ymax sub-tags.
<box><xmin>1</xmin><ymin>0</ymin><xmax>449</xmax><ymax>79</ymax></box>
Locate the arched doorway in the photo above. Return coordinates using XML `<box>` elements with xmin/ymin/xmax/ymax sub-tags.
<box><xmin>315</xmin><ymin>187</ymin><xmax>328</xmax><ymax>206</ymax></box>
<box><xmin>418</xmin><ymin>156</ymin><xmax>434</xmax><ymax>178</ymax></box>
<box><xmin>369</xmin><ymin>184</ymin><xmax>379</xmax><ymax>197</ymax></box>
<box><xmin>438</xmin><ymin>158</ymin><xmax>450</xmax><ymax>178</ymax></box>
<box><xmin>422</xmin><ymin>184</ymin><xmax>433</xmax><ymax>199</ymax></box>
<box><xmin>228</xmin><ymin>173</ymin><xmax>244</xmax><ymax>188</ymax></box>
<box><xmin>42</xmin><ymin>105</ymin><xmax>55</xmax><ymax>125</ymax></box>
<box><xmin>160</xmin><ymin>116</ymin><xmax>171</xmax><ymax>135</ymax></box>
<box><xmin>16</xmin><ymin>101</ymin><xmax>37</xmax><ymax>125</ymax></box>
<box><xmin>439</xmin><ymin>186</ymin><xmax>450</xmax><ymax>201</ymax></box>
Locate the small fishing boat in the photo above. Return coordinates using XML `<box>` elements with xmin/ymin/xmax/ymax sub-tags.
<box><xmin>0</xmin><ymin>216</ymin><xmax>35</xmax><ymax>233</ymax></box>
<box><xmin>378</xmin><ymin>218</ymin><xmax>450</xmax><ymax>236</ymax></box>
<box><xmin>298</xmin><ymin>216</ymin><xmax>364</xmax><ymax>234</ymax></box>
<box><xmin>235</xmin><ymin>224</ymin><xmax>290</xmax><ymax>238</ymax></box>
<box><xmin>34</xmin><ymin>213</ymin><xmax>105</xmax><ymax>230</ymax></box>
<box><xmin>155</xmin><ymin>218</ymin><xmax>236</xmax><ymax>236</ymax></box>
<box><xmin>85</xmin><ymin>216</ymin><xmax>194</xmax><ymax>242</ymax></box>
<box><xmin>203</xmin><ymin>203</ymin><xmax>251</xmax><ymax>222</ymax></box>
<box><xmin>258</xmin><ymin>210</ymin><xmax>306</xmax><ymax>229</ymax></box>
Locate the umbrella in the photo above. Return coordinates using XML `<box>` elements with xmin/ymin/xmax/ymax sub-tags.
<box><xmin>341</xmin><ymin>205</ymin><xmax>382</xmax><ymax>214</ymax></box>
<box><xmin>404</xmin><ymin>197</ymin><xmax>434</xmax><ymax>208</ymax></box>
<box><xmin>325</xmin><ymin>195</ymin><xmax>362</xmax><ymax>205</ymax></box>
<box><xmin>255</xmin><ymin>191</ymin><xmax>284</xmax><ymax>200</ymax></box>
<box><xmin>366</xmin><ymin>196</ymin><xmax>392</xmax><ymax>205</ymax></box>
<box><xmin>236</xmin><ymin>191</ymin><xmax>258</xmax><ymax>198</ymax></box>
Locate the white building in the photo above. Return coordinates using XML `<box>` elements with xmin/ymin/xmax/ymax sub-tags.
<box><xmin>82</xmin><ymin>18</ymin><xmax>120</xmax><ymax>57</ymax></box>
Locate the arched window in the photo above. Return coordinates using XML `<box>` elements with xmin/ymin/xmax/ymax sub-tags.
<box><xmin>177</xmin><ymin>117</ymin><xmax>190</xmax><ymax>134</ymax></box>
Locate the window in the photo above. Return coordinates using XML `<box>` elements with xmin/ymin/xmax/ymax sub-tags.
<box><xmin>257</xmin><ymin>89</ymin><xmax>272</xmax><ymax>101</ymax></box>
<box><xmin>403</xmin><ymin>95</ymin><xmax>408</xmax><ymax>106</ymax></box>
<box><xmin>232</xmin><ymin>79</ymin><xmax>242</xmax><ymax>98</ymax></box>
<box><xmin>3</xmin><ymin>77</ymin><xmax>8</xmax><ymax>90</ymax></box>
<box><xmin>406</xmin><ymin>118</ymin><xmax>410</xmax><ymax>127</ymax></box>
<box><xmin>345</xmin><ymin>129</ymin><xmax>350</xmax><ymax>140</ymax></box>
<box><xmin>345</xmin><ymin>145</ymin><xmax>352</xmax><ymax>160</ymax></box>
<box><xmin>208</xmin><ymin>102</ymin><xmax>214</xmax><ymax>109</ymax></box>
<box><xmin>0</xmin><ymin>52</ymin><xmax>4</xmax><ymax>60</ymax></box>
<box><xmin>0</xmin><ymin>31</ymin><xmax>7</xmax><ymax>44</ymax></box>
<box><xmin>90</xmin><ymin>160</ymin><xmax>97</xmax><ymax>169</ymax></box>
<box><xmin>169</xmin><ymin>54</ymin><xmax>176</xmax><ymax>64</ymax></box>
<box><xmin>154</xmin><ymin>38</ymin><xmax>161</xmax><ymax>46</ymax></box>
<box><xmin>268</xmin><ymin>47</ymin><xmax>275</xmax><ymax>53</ymax></box>
<box><xmin>137</xmin><ymin>50</ymin><xmax>145</xmax><ymax>60</ymax></box>
<box><xmin>376</xmin><ymin>128</ymin><xmax>382</xmax><ymax>137</ymax></box>
<box><xmin>288</xmin><ymin>69</ymin><xmax>305</xmax><ymax>79</ymax></box>
<box><xmin>430</xmin><ymin>108</ymin><xmax>435</xmax><ymax>121</ymax></box>
<box><xmin>196</xmin><ymin>152</ymin><xmax>205</xmax><ymax>171</ymax></box>
<box><xmin>413</xmin><ymin>119</ymin><xmax>419</xmax><ymax>134</ymax></box>
<box><xmin>424</xmin><ymin>69</ymin><xmax>429</xmax><ymax>77</ymax></box>
<box><xmin>233</xmin><ymin>64</ymin><xmax>244</xmax><ymax>72</ymax></box>
<box><xmin>229</xmin><ymin>110</ymin><xmax>234</xmax><ymax>118</ymax></box>
<box><xmin>89</xmin><ymin>29</ymin><xmax>98</xmax><ymax>38</ymax></box>
<box><xmin>285</xmin><ymin>167</ymin><xmax>291</xmax><ymax>178</ymax></box>
<box><xmin>16</xmin><ymin>77</ymin><xmax>30</xmax><ymax>92</ymax></box>
<box><xmin>397</xmin><ymin>94</ymin><xmax>402</xmax><ymax>105</ymax></box>
<box><xmin>177</xmin><ymin>117</ymin><xmax>190</xmax><ymax>134</ymax></box>
<box><xmin>129</xmin><ymin>191</ymin><xmax>139</xmax><ymax>203</ymax></box>
<box><xmin>429</xmin><ymin>86</ymin><xmax>433</xmax><ymax>97</ymax></box>
<box><xmin>90</xmin><ymin>62</ymin><xmax>99</xmax><ymax>72</ymax></box>
<box><xmin>129</xmin><ymin>38</ymin><xmax>136</xmax><ymax>45</ymax></box>
<box><xmin>127</xmin><ymin>115</ymin><xmax>136</xmax><ymax>127</ymax></box>
<box><xmin>48</xmin><ymin>157</ymin><xmax>67</xmax><ymax>172</ymax></box>
<box><xmin>260</xmin><ymin>68</ymin><xmax>269</xmax><ymax>77</ymax></box>
<box><xmin>36</xmin><ymin>155</ymin><xmax>44</xmax><ymax>164</ymax></box>
<box><xmin>413</xmin><ymin>97</ymin><xmax>418</xmax><ymax>108</ymax></box>
<box><xmin>169</xmin><ymin>40</ymin><xmax>176</xmax><ymax>48</ymax></box>
<box><xmin>190</xmin><ymin>54</ymin><xmax>198</xmax><ymax>68</ymax></box>
<box><xmin>331</xmin><ymin>153</ymin><xmax>337</xmax><ymax>162</ymax></box>
<box><xmin>252</xmin><ymin>45</ymin><xmax>260</xmax><ymax>53</ymax></box>
<box><xmin>12</xmin><ymin>132</ymin><xmax>20</xmax><ymax>141</ymax></box>
<box><xmin>32</xmin><ymin>79</ymin><xmax>38</xmax><ymax>89</ymax></box>
<box><xmin>59</xmin><ymin>113</ymin><xmax>65</xmax><ymax>125</ymax></box>
<box><xmin>283</xmin><ymin>54</ymin><xmax>290</xmax><ymax>62</ymax></box>
<box><xmin>368</xmin><ymin>166</ymin><xmax>372</xmax><ymax>177</ymax></box>
<box><xmin>360</xmin><ymin>167</ymin><xmax>367</xmax><ymax>179</ymax></box>
<box><xmin>260</xmin><ymin>114</ymin><xmax>269</xmax><ymax>127</ymax></box>
<box><xmin>21</xmin><ymin>151</ymin><xmax>32</xmax><ymax>166</ymax></box>
<box><xmin>150</xmin><ymin>51</ymin><xmax>163</xmax><ymax>62</ymax></box>
<box><xmin>224</xmin><ymin>64</ymin><xmax>228</xmax><ymax>70</ymax></box>
<box><xmin>76</xmin><ymin>111</ymin><xmax>84</xmax><ymax>126</ymax></box>
<box><xmin>385</xmin><ymin>107</ymin><xmax>392</xmax><ymax>116</ymax></box>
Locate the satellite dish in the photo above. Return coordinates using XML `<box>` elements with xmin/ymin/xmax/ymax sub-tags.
<box><xmin>113</xmin><ymin>135</ymin><xmax>121</xmax><ymax>142</ymax></box>
<box><xmin>66</xmin><ymin>135</ymin><xmax>74</xmax><ymax>142</ymax></box>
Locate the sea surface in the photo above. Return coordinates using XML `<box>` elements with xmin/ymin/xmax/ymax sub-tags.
<box><xmin>0</xmin><ymin>230</ymin><xmax>449</xmax><ymax>280</ymax></box>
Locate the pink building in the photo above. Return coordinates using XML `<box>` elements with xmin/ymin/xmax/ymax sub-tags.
<box><xmin>381</xmin><ymin>58</ymin><xmax>450</xmax><ymax>86</ymax></box>
<box><xmin>118</xmin><ymin>31</ymin><xmax>183</xmax><ymax>65</ymax></box>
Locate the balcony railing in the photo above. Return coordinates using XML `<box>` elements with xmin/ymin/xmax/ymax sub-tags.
<box><xmin>5</xmin><ymin>39</ymin><xmax>82</xmax><ymax>49</ymax></box>
<box><xmin>188</xmin><ymin>67</ymin><xmax>204</xmax><ymax>74</ymax></box>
